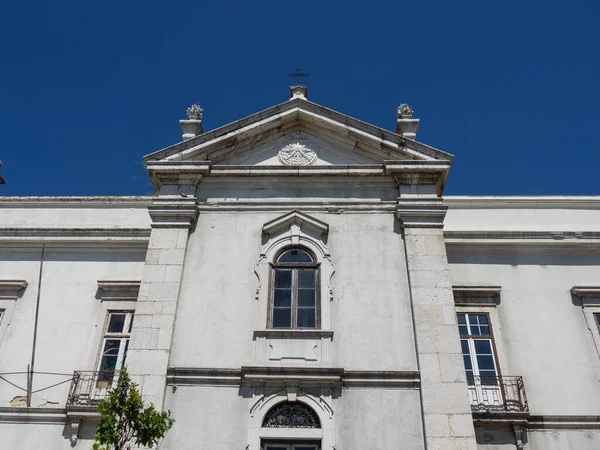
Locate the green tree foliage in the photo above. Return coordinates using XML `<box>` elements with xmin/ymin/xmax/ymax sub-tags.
<box><xmin>93</xmin><ymin>367</ymin><xmax>174</xmax><ymax>450</ymax></box>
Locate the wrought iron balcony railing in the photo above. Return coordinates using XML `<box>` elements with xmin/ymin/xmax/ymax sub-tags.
<box><xmin>67</xmin><ymin>371</ymin><xmax>119</xmax><ymax>407</ymax></box>
<box><xmin>468</xmin><ymin>375</ymin><xmax>528</xmax><ymax>413</ymax></box>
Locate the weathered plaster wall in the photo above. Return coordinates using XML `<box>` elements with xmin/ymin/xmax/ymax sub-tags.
<box><xmin>335</xmin><ymin>388</ymin><xmax>424</xmax><ymax>448</ymax></box>
<box><xmin>0</xmin><ymin>421</ymin><xmax>95</xmax><ymax>450</ymax></box>
<box><xmin>170</xmin><ymin>208</ymin><xmax>416</xmax><ymax>371</ymax></box>
<box><xmin>447</xmin><ymin>247</ymin><xmax>600</xmax><ymax>415</ymax></box>
<box><xmin>161</xmin><ymin>386</ymin><xmax>250</xmax><ymax>450</ymax></box>
<box><xmin>0</xmin><ymin>248</ymin><xmax>146</xmax><ymax>408</ymax></box>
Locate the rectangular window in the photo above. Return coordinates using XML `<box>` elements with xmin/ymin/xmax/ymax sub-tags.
<box><xmin>595</xmin><ymin>313</ymin><xmax>600</xmax><ymax>334</ymax></box>
<box><xmin>458</xmin><ymin>313</ymin><xmax>499</xmax><ymax>385</ymax></box>
<box><xmin>97</xmin><ymin>311</ymin><xmax>134</xmax><ymax>387</ymax></box>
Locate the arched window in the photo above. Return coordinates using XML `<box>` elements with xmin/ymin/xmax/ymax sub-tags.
<box><xmin>269</xmin><ymin>247</ymin><xmax>319</xmax><ymax>329</ymax></box>
<box><xmin>262</xmin><ymin>401</ymin><xmax>321</xmax><ymax>428</ymax></box>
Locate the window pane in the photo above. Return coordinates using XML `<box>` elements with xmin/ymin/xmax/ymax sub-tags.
<box><xmin>274</xmin><ymin>270</ymin><xmax>292</xmax><ymax>288</ymax></box>
<box><xmin>298</xmin><ymin>270</ymin><xmax>315</xmax><ymax>288</ymax></box>
<box><xmin>463</xmin><ymin>355</ymin><xmax>472</xmax><ymax>370</ymax></box>
<box><xmin>274</xmin><ymin>289</ymin><xmax>292</xmax><ymax>307</ymax></box>
<box><xmin>479</xmin><ymin>371</ymin><xmax>498</xmax><ymax>385</ymax></box>
<box><xmin>474</xmin><ymin>340</ymin><xmax>492</xmax><ymax>354</ymax></box>
<box><xmin>298</xmin><ymin>289</ymin><xmax>315</xmax><ymax>307</ymax></box>
<box><xmin>477</xmin><ymin>355</ymin><xmax>496</xmax><ymax>371</ymax></box>
<box><xmin>278</xmin><ymin>248</ymin><xmax>313</xmax><ymax>263</ymax></box>
<box><xmin>102</xmin><ymin>339</ymin><xmax>121</xmax><ymax>356</ymax></box>
<box><xmin>468</xmin><ymin>314</ymin><xmax>479</xmax><ymax>325</ymax></box>
<box><xmin>297</xmin><ymin>308</ymin><xmax>316</xmax><ymax>328</ymax></box>
<box><xmin>457</xmin><ymin>314</ymin><xmax>466</xmax><ymax>324</ymax></box>
<box><xmin>273</xmin><ymin>308</ymin><xmax>292</xmax><ymax>328</ymax></box>
<box><xmin>478</xmin><ymin>315</ymin><xmax>489</xmax><ymax>325</ymax></box>
<box><xmin>466</xmin><ymin>370</ymin><xmax>475</xmax><ymax>385</ymax></box>
<box><xmin>480</xmin><ymin>325</ymin><xmax>490</xmax><ymax>335</ymax></box>
<box><xmin>461</xmin><ymin>340</ymin><xmax>470</xmax><ymax>354</ymax></box>
<box><xmin>128</xmin><ymin>315</ymin><xmax>134</xmax><ymax>333</ymax></box>
<box><xmin>458</xmin><ymin>325</ymin><xmax>468</xmax><ymax>335</ymax></box>
<box><xmin>107</xmin><ymin>314</ymin><xmax>126</xmax><ymax>333</ymax></box>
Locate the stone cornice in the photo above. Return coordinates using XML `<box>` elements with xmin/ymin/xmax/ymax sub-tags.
<box><xmin>166</xmin><ymin>367</ymin><xmax>420</xmax><ymax>389</ymax></box>
<box><xmin>145</xmin><ymin>161</ymin><xmax>210</xmax><ymax>192</ymax></box>
<box><xmin>453</xmin><ymin>285</ymin><xmax>502</xmax><ymax>306</ymax></box>
<box><xmin>396</xmin><ymin>198</ymin><xmax>448</xmax><ymax>229</ymax></box>
<box><xmin>147</xmin><ymin>196</ymin><xmax>199</xmax><ymax>229</ymax></box>
<box><xmin>208</xmin><ymin>164</ymin><xmax>385</xmax><ymax>177</ymax></box>
<box><xmin>145</xmin><ymin>98</ymin><xmax>453</xmax><ymax>164</ymax></box>
<box><xmin>97</xmin><ymin>280</ymin><xmax>141</xmax><ymax>301</ymax></box>
<box><xmin>0</xmin><ymin>406</ymin><xmax>66</xmax><ymax>423</ymax></box>
<box><xmin>444</xmin><ymin>230</ymin><xmax>600</xmax><ymax>247</ymax></box>
<box><xmin>0</xmin><ymin>280</ymin><xmax>27</xmax><ymax>300</ymax></box>
<box><xmin>0</xmin><ymin>228</ymin><xmax>150</xmax><ymax>247</ymax></box>
<box><xmin>444</xmin><ymin>196</ymin><xmax>600</xmax><ymax>210</ymax></box>
<box><xmin>0</xmin><ymin>196</ymin><xmax>153</xmax><ymax>207</ymax></box>
<box><xmin>527</xmin><ymin>414</ymin><xmax>600</xmax><ymax>429</ymax></box>
<box><xmin>197</xmin><ymin>201</ymin><xmax>396</xmax><ymax>213</ymax></box>
<box><xmin>385</xmin><ymin>160</ymin><xmax>451</xmax><ymax>196</ymax></box>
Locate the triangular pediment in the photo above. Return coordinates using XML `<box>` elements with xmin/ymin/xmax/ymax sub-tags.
<box><xmin>145</xmin><ymin>98</ymin><xmax>453</xmax><ymax>166</ymax></box>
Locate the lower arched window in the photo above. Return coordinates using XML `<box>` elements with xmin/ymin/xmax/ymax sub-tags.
<box><xmin>269</xmin><ymin>247</ymin><xmax>319</xmax><ymax>329</ymax></box>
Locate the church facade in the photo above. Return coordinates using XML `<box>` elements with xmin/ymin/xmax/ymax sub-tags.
<box><xmin>1</xmin><ymin>86</ymin><xmax>599</xmax><ymax>450</ymax></box>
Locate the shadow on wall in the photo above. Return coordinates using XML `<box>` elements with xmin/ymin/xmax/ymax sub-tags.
<box><xmin>475</xmin><ymin>425</ymin><xmax>527</xmax><ymax>447</ymax></box>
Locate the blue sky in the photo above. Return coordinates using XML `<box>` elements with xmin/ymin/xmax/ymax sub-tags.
<box><xmin>1</xmin><ymin>0</ymin><xmax>598</xmax><ymax>196</ymax></box>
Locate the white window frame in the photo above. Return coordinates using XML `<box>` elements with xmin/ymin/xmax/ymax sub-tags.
<box><xmin>96</xmin><ymin>311</ymin><xmax>134</xmax><ymax>376</ymax></box>
<box><xmin>458</xmin><ymin>312</ymin><xmax>503</xmax><ymax>408</ymax></box>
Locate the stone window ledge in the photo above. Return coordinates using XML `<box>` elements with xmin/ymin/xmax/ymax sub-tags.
<box><xmin>253</xmin><ymin>329</ymin><xmax>334</xmax><ymax>339</ymax></box>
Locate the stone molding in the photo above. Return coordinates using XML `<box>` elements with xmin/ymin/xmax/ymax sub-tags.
<box><xmin>571</xmin><ymin>286</ymin><xmax>600</xmax><ymax>306</ymax></box>
<box><xmin>0</xmin><ymin>196</ymin><xmax>153</xmax><ymax>207</ymax></box>
<box><xmin>253</xmin><ymin>329</ymin><xmax>334</xmax><ymax>339</ymax></box>
<box><xmin>0</xmin><ymin>228</ymin><xmax>150</xmax><ymax>248</ymax></box>
<box><xmin>396</xmin><ymin>198</ymin><xmax>448</xmax><ymax>228</ymax></box>
<box><xmin>145</xmin><ymin>161</ymin><xmax>210</xmax><ymax>192</ymax></box>
<box><xmin>0</xmin><ymin>280</ymin><xmax>27</xmax><ymax>300</ymax></box>
<box><xmin>262</xmin><ymin>209</ymin><xmax>329</xmax><ymax>236</ymax></box>
<box><xmin>197</xmin><ymin>200</ymin><xmax>396</xmax><ymax>213</ymax></box>
<box><xmin>145</xmin><ymin>98</ymin><xmax>453</xmax><ymax>164</ymax></box>
<box><xmin>0</xmin><ymin>406</ymin><xmax>66</xmax><ymax>424</ymax></box>
<box><xmin>444</xmin><ymin>230</ymin><xmax>600</xmax><ymax>248</ymax></box>
<box><xmin>385</xmin><ymin>160</ymin><xmax>450</xmax><ymax>196</ymax></box>
<box><xmin>209</xmin><ymin>164</ymin><xmax>385</xmax><ymax>177</ymax></box>
<box><xmin>147</xmin><ymin>196</ymin><xmax>199</xmax><ymax>229</ymax></box>
<box><xmin>166</xmin><ymin>367</ymin><xmax>421</xmax><ymax>389</ymax></box>
<box><xmin>96</xmin><ymin>280</ymin><xmax>141</xmax><ymax>301</ymax></box>
<box><xmin>453</xmin><ymin>285</ymin><xmax>502</xmax><ymax>306</ymax></box>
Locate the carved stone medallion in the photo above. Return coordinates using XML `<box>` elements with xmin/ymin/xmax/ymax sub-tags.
<box><xmin>278</xmin><ymin>142</ymin><xmax>318</xmax><ymax>166</ymax></box>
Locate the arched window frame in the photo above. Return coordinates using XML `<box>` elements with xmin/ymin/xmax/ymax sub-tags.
<box><xmin>255</xmin><ymin>211</ymin><xmax>334</xmax><ymax>332</ymax></box>
<box><xmin>268</xmin><ymin>247</ymin><xmax>321</xmax><ymax>329</ymax></box>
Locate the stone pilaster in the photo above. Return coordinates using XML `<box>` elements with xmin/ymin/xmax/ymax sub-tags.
<box><xmin>397</xmin><ymin>197</ymin><xmax>477</xmax><ymax>450</ymax></box>
<box><xmin>126</xmin><ymin>195</ymin><xmax>198</xmax><ymax>408</ymax></box>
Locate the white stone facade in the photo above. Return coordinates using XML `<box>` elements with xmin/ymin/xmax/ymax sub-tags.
<box><xmin>0</xmin><ymin>90</ymin><xmax>599</xmax><ymax>449</ymax></box>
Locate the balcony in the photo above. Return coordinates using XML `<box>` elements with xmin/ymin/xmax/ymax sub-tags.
<box><xmin>468</xmin><ymin>375</ymin><xmax>528</xmax><ymax>414</ymax></box>
<box><xmin>67</xmin><ymin>370</ymin><xmax>119</xmax><ymax>407</ymax></box>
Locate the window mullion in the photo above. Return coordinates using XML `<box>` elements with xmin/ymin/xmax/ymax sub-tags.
<box><xmin>468</xmin><ymin>338</ymin><xmax>480</xmax><ymax>378</ymax></box>
<box><xmin>292</xmin><ymin>269</ymin><xmax>298</xmax><ymax>328</ymax></box>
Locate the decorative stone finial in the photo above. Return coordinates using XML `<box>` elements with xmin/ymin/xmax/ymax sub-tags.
<box><xmin>180</xmin><ymin>104</ymin><xmax>204</xmax><ymax>140</ymax></box>
<box><xmin>290</xmin><ymin>85</ymin><xmax>308</xmax><ymax>100</ymax></box>
<box><xmin>186</xmin><ymin>104</ymin><xmax>203</xmax><ymax>120</ymax></box>
<box><xmin>397</xmin><ymin>104</ymin><xmax>414</xmax><ymax>119</ymax></box>
<box><xmin>396</xmin><ymin>104</ymin><xmax>419</xmax><ymax>140</ymax></box>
